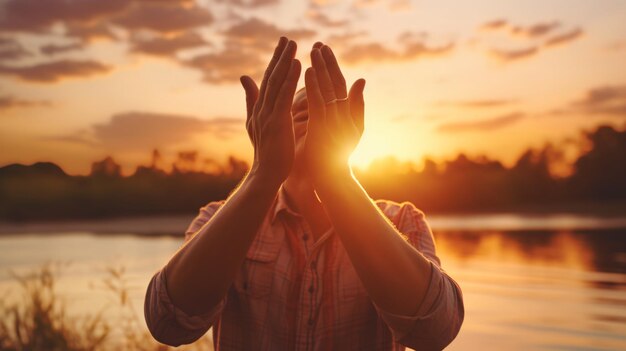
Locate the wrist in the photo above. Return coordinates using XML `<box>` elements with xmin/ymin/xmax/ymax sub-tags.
<box><xmin>312</xmin><ymin>165</ymin><xmax>354</xmax><ymax>191</ymax></box>
<box><xmin>247</xmin><ymin>166</ymin><xmax>283</xmax><ymax>191</ymax></box>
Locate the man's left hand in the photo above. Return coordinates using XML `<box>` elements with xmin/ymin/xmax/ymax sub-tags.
<box><xmin>303</xmin><ymin>42</ymin><xmax>366</xmax><ymax>185</ymax></box>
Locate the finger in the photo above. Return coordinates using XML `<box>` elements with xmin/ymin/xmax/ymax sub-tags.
<box><xmin>313</xmin><ymin>41</ymin><xmax>324</xmax><ymax>50</ymax></box>
<box><xmin>240</xmin><ymin>75</ymin><xmax>259</xmax><ymax>122</ymax></box>
<box><xmin>320</xmin><ymin>45</ymin><xmax>347</xmax><ymax>99</ymax></box>
<box><xmin>304</xmin><ymin>67</ymin><xmax>325</xmax><ymax>132</ymax></box>
<box><xmin>320</xmin><ymin>45</ymin><xmax>350</xmax><ymax>122</ymax></box>
<box><xmin>263</xmin><ymin>40</ymin><xmax>297</xmax><ymax>111</ymax></box>
<box><xmin>310</xmin><ymin>48</ymin><xmax>336</xmax><ymax>103</ymax></box>
<box><xmin>348</xmin><ymin>78</ymin><xmax>366</xmax><ymax>135</ymax></box>
<box><xmin>311</xmin><ymin>48</ymin><xmax>343</xmax><ymax>137</ymax></box>
<box><xmin>254</xmin><ymin>36</ymin><xmax>288</xmax><ymax>115</ymax></box>
<box><xmin>274</xmin><ymin>59</ymin><xmax>302</xmax><ymax>114</ymax></box>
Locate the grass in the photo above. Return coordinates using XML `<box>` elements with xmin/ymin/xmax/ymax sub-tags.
<box><xmin>0</xmin><ymin>264</ymin><xmax>213</xmax><ymax>351</ymax></box>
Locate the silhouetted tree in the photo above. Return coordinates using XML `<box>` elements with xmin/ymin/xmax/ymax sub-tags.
<box><xmin>90</xmin><ymin>157</ymin><xmax>122</xmax><ymax>178</ymax></box>
<box><xmin>569</xmin><ymin>125</ymin><xmax>626</xmax><ymax>200</ymax></box>
<box><xmin>150</xmin><ymin>149</ymin><xmax>163</xmax><ymax>170</ymax></box>
<box><xmin>173</xmin><ymin>151</ymin><xmax>199</xmax><ymax>174</ymax></box>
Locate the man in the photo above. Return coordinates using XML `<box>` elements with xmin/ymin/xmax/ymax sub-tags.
<box><xmin>144</xmin><ymin>37</ymin><xmax>464</xmax><ymax>351</ymax></box>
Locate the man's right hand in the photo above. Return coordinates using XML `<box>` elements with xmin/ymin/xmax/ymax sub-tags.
<box><xmin>240</xmin><ymin>37</ymin><xmax>301</xmax><ymax>186</ymax></box>
<box><xmin>152</xmin><ymin>38</ymin><xmax>302</xmax><ymax>336</ymax></box>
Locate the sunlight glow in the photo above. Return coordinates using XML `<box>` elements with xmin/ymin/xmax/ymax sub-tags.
<box><xmin>349</xmin><ymin>138</ymin><xmax>395</xmax><ymax>168</ymax></box>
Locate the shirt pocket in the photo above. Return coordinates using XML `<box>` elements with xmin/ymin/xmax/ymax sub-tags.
<box><xmin>235</xmin><ymin>239</ymin><xmax>282</xmax><ymax>299</ymax></box>
<box><xmin>237</xmin><ymin>259</ymin><xmax>276</xmax><ymax>298</ymax></box>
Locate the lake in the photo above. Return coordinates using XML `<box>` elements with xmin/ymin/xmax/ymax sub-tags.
<box><xmin>0</xmin><ymin>213</ymin><xmax>625</xmax><ymax>350</ymax></box>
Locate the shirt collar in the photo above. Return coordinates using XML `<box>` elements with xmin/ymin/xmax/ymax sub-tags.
<box><xmin>271</xmin><ymin>186</ymin><xmax>301</xmax><ymax>224</ymax></box>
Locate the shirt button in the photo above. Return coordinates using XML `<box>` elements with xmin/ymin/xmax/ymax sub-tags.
<box><xmin>308</xmin><ymin>285</ymin><xmax>314</xmax><ymax>293</ymax></box>
<box><xmin>310</xmin><ymin>261</ymin><xmax>316</xmax><ymax>269</ymax></box>
<box><xmin>302</xmin><ymin>234</ymin><xmax>309</xmax><ymax>241</ymax></box>
<box><xmin>308</xmin><ymin>318</ymin><xmax>314</xmax><ymax>326</ymax></box>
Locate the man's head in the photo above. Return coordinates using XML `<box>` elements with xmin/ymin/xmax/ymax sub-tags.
<box><xmin>292</xmin><ymin>87</ymin><xmax>308</xmax><ymax>135</ymax></box>
<box><xmin>291</xmin><ymin>87</ymin><xmax>309</xmax><ymax>164</ymax></box>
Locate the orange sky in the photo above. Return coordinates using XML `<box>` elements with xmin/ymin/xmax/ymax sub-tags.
<box><xmin>0</xmin><ymin>0</ymin><xmax>625</xmax><ymax>175</ymax></box>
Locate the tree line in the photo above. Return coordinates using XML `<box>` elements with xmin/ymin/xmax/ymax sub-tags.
<box><xmin>1</xmin><ymin>125</ymin><xmax>624</xmax><ymax>221</ymax></box>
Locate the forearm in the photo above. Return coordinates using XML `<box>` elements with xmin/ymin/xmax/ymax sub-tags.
<box><xmin>165</xmin><ymin>170</ymin><xmax>280</xmax><ymax>316</ymax></box>
<box><xmin>315</xmin><ymin>173</ymin><xmax>432</xmax><ymax>317</ymax></box>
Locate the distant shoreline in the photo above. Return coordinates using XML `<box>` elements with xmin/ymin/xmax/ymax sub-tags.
<box><xmin>1</xmin><ymin>210</ymin><xmax>626</xmax><ymax>236</ymax></box>
<box><xmin>0</xmin><ymin>215</ymin><xmax>195</xmax><ymax>236</ymax></box>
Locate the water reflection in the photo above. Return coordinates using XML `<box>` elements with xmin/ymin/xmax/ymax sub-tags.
<box><xmin>433</xmin><ymin>229</ymin><xmax>626</xmax><ymax>351</ymax></box>
<box><xmin>435</xmin><ymin>229</ymin><xmax>626</xmax><ymax>275</ymax></box>
<box><xmin>0</xmin><ymin>226</ymin><xmax>625</xmax><ymax>350</ymax></box>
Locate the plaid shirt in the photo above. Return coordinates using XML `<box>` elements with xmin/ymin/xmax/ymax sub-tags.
<box><xmin>145</xmin><ymin>189</ymin><xmax>464</xmax><ymax>350</ymax></box>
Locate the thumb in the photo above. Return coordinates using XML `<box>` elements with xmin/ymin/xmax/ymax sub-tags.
<box><xmin>240</xmin><ymin>75</ymin><xmax>259</xmax><ymax>122</ymax></box>
<box><xmin>349</xmin><ymin>78</ymin><xmax>366</xmax><ymax>135</ymax></box>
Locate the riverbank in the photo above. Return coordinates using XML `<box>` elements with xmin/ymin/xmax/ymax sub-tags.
<box><xmin>0</xmin><ymin>215</ymin><xmax>195</xmax><ymax>236</ymax></box>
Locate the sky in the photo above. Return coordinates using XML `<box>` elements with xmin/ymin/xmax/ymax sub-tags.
<box><xmin>0</xmin><ymin>0</ymin><xmax>625</xmax><ymax>175</ymax></box>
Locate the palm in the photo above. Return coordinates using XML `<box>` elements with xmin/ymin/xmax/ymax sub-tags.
<box><xmin>303</xmin><ymin>43</ymin><xmax>366</xmax><ymax>180</ymax></box>
<box><xmin>240</xmin><ymin>38</ymin><xmax>301</xmax><ymax>182</ymax></box>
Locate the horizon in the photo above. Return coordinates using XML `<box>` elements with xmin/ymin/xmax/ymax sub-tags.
<box><xmin>2</xmin><ymin>122</ymin><xmax>624</xmax><ymax>222</ymax></box>
<box><xmin>0</xmin><ymin>122</ymin><xmax>619</xmax><ymax>178</ymax></box>
<box><xmin>2</xmin><ymin>122</ymin><xmax>623</xmax><ymax>179</ymax></box>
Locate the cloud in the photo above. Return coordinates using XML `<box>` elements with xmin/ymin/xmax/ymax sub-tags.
<box><xmin>182</xmin><ymin>46</ymin><xmax>265</xmax><ymax>83</ymax></box>
<box><xmin>340</xmin><ymin>43</ymin><xmax>395</xmax><ymax>64</ymax></box>
<box><xmin>222</xmin><ymin>17</ymin><xmax>315</xmax><ymax>52</ymax></box>
<box><xmin>113</xmin><ymin>3</ymin><xmax>213</xmax><ymax>34</ymax></box>
<box><xmin>544</xmin><ymin>28</ymin><xmax>583</xmax><ymax>47</ymax></box>
<box><xmin>389</xmin><ymin>0</ymin><xmax>411</xmax><ymax>12</ymax></box>
<box><xmin>511</xmin><ymin>21</ymin><xmax>560</xmax><ymax>38</ymax></box>
<box><xmin>0</xmin><ymin>0</ymin><xmax>211</xmax><ymax>77</ymax></box>
<box><xmin>52</xmin><ymin>111</ymin><xmax>244</xmax><ymax>151</ymax></box>
<box><xmin>480</xmin><ymin>19</ymin><xmax>507</xmax><ymax>31</ymax></box>
<box><xmin>480</xmin><ymin>19</ymin><xmax>560</xmax><ymax>38</ymax></box>
<box><xmin>397</xmin><ymin>31</ymin><xmax>429</xmax><ymax>44</ymax></box>
<box><xmin>561</xmin><ymin>85</ymin><xmax>626</xmax><ymax>117</ymax></box>
<box><xmin>325</xmin><ymin>31</ymin><xmax>368</xmax><ymax>47</ymax></box>
<box><xmin>489</xmin><ymin>46</ymin><xmax>538</xmax><ymax>62</ymax></box>
<box><xmin>307</xmin><ymin>10</ymin><xmax>349</xmax><ymax>27</ymax></box>
<box><xmin>351</xmin><ymin>0</ymin><xmax>380</xmax><ymax>9</ymax></box>
<box><xmin>0</xmin><ymin>59</ymin><xmax>111</xmax><ymax>82</ymax></box>
<box><xmin>0</xmin><ymin>0</ymin><xmax>205</xmax><ymax>41</ymax></box>
<box><xmin>0</xmin><ymin>37</ymin><xmax>32</xmax><ymax>61</ymax></box>
<box><xmin>0</xmin><ymin>0</ymin><xmax>196</xmax><ymax>33</ymax></box>
<box><xmin>40</xmin><ymin>42</ymin><xmax>84</xmax><ymax>56</ymax></box>
<box><xmin>404</xmin><ymin>41</ymin><xmax>454</xmax><ymax>57</ymax></box>
<box><xmin>437</xmin><ymin>112</ymin><xmax>524</xmax><ymax>133</ymax></box>
<box><xmin>349</xmin><ymin>0</ymin><xmax>410</xmax><ymax>12</ymax></box>
<box><xmin>64</xmin><ymin>23</ymin><xmax>118</xmax><ymax>42</ymax></box>
<box><xmin>180</xmin><ymin>17</ymin><xmax>316</xmax><ymax>83</ymax></box>
<box><xmin>478</xmin><ymin>19</ymin><xmax>584</xmax><ymax>62</ymax></box>
<box><xmin>215</xmin><ymin>0</ymin><xmax>279</xmax><ymax>7</ymax></box>
<box><xmin>135</xmin><ymin>0</ymin><xmax>194</xmax><ymax>3</ymax></box>
<box><xmin>435</xmin><ymin>99</ymin><xmax>517</xmax><ymax>108</ymax></box>
<box><xmin>0</xmin><ymin>96</ymin><xmax>51</xmax><ymax>111</ymax></box>
<box><xmin>311</xmin><ymin>0</ymin><xmax>340</xmax><ymax>5</ymax></box>
<box><xmin>0</xmin><ymin>0</ymin><xmax>130</xmax><ymax>33</ymax></box>
<box><xmin>130</xmin><ymin>32</ymin><xmax>210</xmax><ymax>58</ymax></box>
<box><xmin>606</xmin><ymin>40</ymin><xmax>626</xmax><ymax>52</ymax></box>
<box><xmin>340</xmin><ymin>39</ymin><xmax>454</xmax><ymax>65</ymax></box>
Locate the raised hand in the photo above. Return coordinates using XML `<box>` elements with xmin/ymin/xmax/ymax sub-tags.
<box><xmin>240</xmin><ymin>37</ymin><xmax>301</xmax><ymax>185</ymax></box>
<box><xmin>304</xmin><ymin>42</ymin><xmax>366</xmax><ymax>183</ymax></box>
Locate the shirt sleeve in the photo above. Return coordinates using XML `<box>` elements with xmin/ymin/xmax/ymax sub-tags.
<box><xmin>375</xmin><ymin>201</ymin><xmax>465</xmax><ymax>351</ymax></box>
<box><xmin>144</xmin><ymin>201</ymin><xmax>225</xmax><ymax>346</ymax></box>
